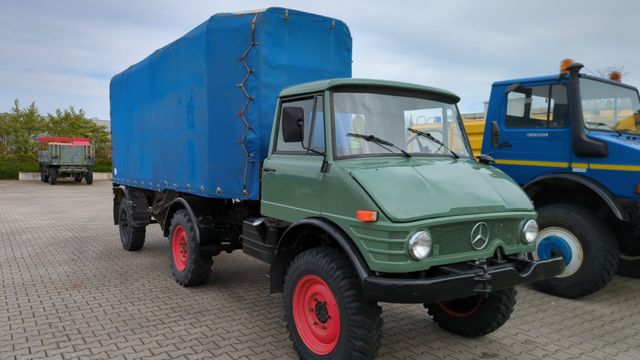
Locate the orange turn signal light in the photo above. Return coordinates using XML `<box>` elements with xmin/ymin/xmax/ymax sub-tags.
<box><xmin>356</xmin><ymin>210</ymin><xmax>378</xmax><ymax>222</ymax></box>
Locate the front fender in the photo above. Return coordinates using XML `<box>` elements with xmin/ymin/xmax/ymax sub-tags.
<box><xmin>269</xmin><ymin>217</ymin><xmax>370</xmax><ymax>294</ymax></box>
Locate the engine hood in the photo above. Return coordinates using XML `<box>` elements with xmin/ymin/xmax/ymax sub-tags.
<box><xmin>346</xmin><ymin>158</ymin><xmax>533</xmax><ymax>222</ymax></box>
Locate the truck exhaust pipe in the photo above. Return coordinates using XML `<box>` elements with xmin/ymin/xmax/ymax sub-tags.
<box><xmin>565</xmin><ymin>63</ymin><xmax>608</xmax><ymax>157</ymax></box>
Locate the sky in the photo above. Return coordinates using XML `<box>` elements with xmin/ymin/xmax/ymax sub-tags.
<box><xmin>0</xmin><ymin>1</ymin><xmax>637</xmax><ymax>120</ymax></box>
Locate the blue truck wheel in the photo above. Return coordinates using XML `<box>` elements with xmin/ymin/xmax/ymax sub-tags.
<box><xmin>532</xmin><ymin>204</ymin><xmax>618</xmax><ymax>298</ymax></box>
<box><xmin>534</xmin><ymin>228</ymin><xmax>583</xmax><ymax>278</ymax></box>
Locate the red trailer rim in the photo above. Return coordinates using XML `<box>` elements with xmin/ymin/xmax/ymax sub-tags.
<box><xmin>437</xmin><ymin>297</ymin><xmax>483</xmax><ymax>318</ymax></box>
<box><xmin>171</xmin><ymin>225</ymin><xmax>188</xmax><ymax>271</ymax></box>
<box><xmin>292</xmin><ymin>275</ymin><xmax>340</xmax><ymax>355</ymax></box>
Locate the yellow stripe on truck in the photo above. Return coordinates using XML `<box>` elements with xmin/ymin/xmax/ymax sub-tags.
<box><xmin>588</xmin><ymin>163</ymin><xmax>640</xmax><ymax>172</ymax></box>
<box><xmin>494</xmin><ymin>159</ymin><xmax>570</xmax><ymax>168</ymax></box>
<box><xmin>494</xmin><ymin>159</ymin><xmax>640</xmax><ymax>172</ymax></box>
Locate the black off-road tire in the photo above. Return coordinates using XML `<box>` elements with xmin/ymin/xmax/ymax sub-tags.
<box><xmin>168</xmin><ymin>209</ymin><xmax>213</xmax><ymax>287</ymax></box>
<box><xmin>40</xmin><ymin>166</ymin><xmax>46</xmax><ymax>182</ymax></box>
<box><xmin>118</xmin><ymin>200</ymin><xmax>146</xmax><ymax>251</ymax></box>
<box><xmin>425</xmin><ymin>287</ymin><xmax>516</xmax><ymax>338</ymax></box>
<box><xmin>618</xmin><ymin>257</ymin><xmax>640</xmax><ymax>278</ymax></box>
<box><xmin>283</xmin><ymin>248</ymin><xmax>382</xmax><ymax>360</ymax></box>
<box><xmin>48</xmin><ymin>168</ymin><xmax>57</xmax><ymax>185</ymax></box>
<box><xmin>85</xmin><ymin>171</ymin><xmax>93</xmax><ymax>185</ymax></box>
<box><xmin>74</xmin><ymin>175</ymin><xmax>83</xmax><ymax>182</ymax></box>
<box><xmin>533</xmin><ymin>204</ymin><xmax>618</xmax><ymax>298</ymax></box>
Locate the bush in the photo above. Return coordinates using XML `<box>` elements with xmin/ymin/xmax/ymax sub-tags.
<box><xmin>0</xmin><ymin>159</ymin><xmax>112</xmax><ymax>180</ymax></box>
<box><xmin>0</xmin><ymin>159</ymin><xmax>39</xmax><ymax>180</ymax></box>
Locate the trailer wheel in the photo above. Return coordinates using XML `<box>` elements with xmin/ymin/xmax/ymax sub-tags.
<box><xmin>532</xmin><ymin>204</ymin><xmax>618</xmax><ymax>298</ymax></box>
<box><xmin>48</xmin><ymin>168</ymin><xmax>57</xmax><ymax>185</ymax></box>
<box><xmin>168</xmin><ymin>209</ymin><xmax>212</xmax><ymax>287</ymax></box>
<box><xmin>283</xmin><ymin>248</ymin><xmax>382</xmax><ymax>359</ymax></box>
<box><xmin>85</xmin><ymin>171</ymin><xmax>93</xmax><ymax>185</ymax></box>
<box><xmin>118</xmin><ymin>200</ymin><xmax>145</xmax><ymax>251</ymax></box>
<box><xmin>424</xmin><ymin>287</ymin><xmax>516</xmax><ymax>337</ymax></box>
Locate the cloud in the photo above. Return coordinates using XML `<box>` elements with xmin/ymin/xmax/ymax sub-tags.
<box><xmin>0</xmin><ymin>0</ymin><xmax>637</xmax><ymax>119</ymax></box>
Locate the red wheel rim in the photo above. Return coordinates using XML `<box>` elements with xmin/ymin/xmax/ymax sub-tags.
<box><xmin>171</xmin><ymin>225</ymin><xmax>188</xmax><ymax>271</ymax></box>
<box><xmin>292</xmin><ymin>275</ymin><xmax>340</xmax><ymax>355</ymax></box>
<box><xmin>438</xmin><ymin>297</ymin><xmax>482</xmax><ymax>318</ymax></box>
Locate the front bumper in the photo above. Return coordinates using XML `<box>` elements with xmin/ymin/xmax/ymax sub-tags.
<box><xmin>362</xmin><ymin>256</ymin><xmax>564</xmax><ymax>303</ymax></box>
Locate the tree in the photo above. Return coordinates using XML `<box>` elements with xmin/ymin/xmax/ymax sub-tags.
<box><xmin>4</xmin><ymin>100</ymin><xmax>45</xmax><ymax>160</ymax></box>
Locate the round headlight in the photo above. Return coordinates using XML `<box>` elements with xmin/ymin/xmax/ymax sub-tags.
<box><xmin>523</xmin><ymin>220</ymin><xmax>539</xmax><ymax>244</ymax></box>
<box><xmin>408</xmin><ymin>230</ymin><xmax>433</xmax><ymax>260</ymax></box>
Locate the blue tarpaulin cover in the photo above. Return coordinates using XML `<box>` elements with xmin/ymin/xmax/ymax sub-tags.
<box><xmin>110</xmin><ymin>8</ymin><xmax>352</xmax><ymax>199</ymax></box>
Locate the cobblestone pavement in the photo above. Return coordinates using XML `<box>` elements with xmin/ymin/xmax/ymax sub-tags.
<box><xmin>1</xmin><ymin>180</ymin><xmax>639</xmax><ymax>360</ymax></box>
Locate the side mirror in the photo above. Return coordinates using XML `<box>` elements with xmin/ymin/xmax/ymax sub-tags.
<box><xmin>282</xmin><ymin>107</ymin><xmax>304</xmax><ymax>143</ymax></box>
<box><xmin>491</xmin><ymin>120</ymin><xmax>500</xmax><ymax>148</ymax></box>
<box><xmin>476</xmin><ymin>154</ymin><xmax>495</xmax><ymax>165</ymax></box>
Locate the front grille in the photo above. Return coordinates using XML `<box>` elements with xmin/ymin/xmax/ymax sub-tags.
<box><xmin>431</xmin><ymin>219</ymin><xmax>521</xmax><ymax>256</ymax></box>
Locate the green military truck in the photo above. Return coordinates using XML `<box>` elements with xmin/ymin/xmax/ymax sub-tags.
<box><xmin>111</xmin><ymin>9</ymin><xmax>564</xmax><ymax>359</ymax></box>
<box><xmin>38</xmin><ymin>137</ymin><xmax>95</xmax><ymax>185</ymax></box>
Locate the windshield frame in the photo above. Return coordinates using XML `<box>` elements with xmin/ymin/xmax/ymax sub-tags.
<box><xmin>329</xmin><ymin>87</ymin><xmax>472</xmax><ymax>160</ymax></box>
<box><xmin>579</xmin><ymin>74</ymin><xmax>640</xmax><ymax>135</ymax></box>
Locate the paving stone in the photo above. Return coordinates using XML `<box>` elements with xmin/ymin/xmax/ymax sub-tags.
<box><xmin>1</xmin><ymin>180</ymin><xmax>640</xmax><ymax>359</ymax></box>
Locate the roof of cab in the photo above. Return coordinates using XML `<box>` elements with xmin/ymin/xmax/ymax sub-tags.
<box><xmin>492</xmin><ymin>74</ymin><xmax>565</xmax><ymax>87</ymax></box>
<box><xmin>279</xmin><ymin>78</ymin><xmax>460</xmax><ymax>102</ymax></box>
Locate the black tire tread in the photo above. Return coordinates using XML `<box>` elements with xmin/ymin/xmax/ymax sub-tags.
<box><xmin>118</xmin><ymin>200</ymin><xmax>145</xmax><ymax>251</ymax></box>
<box><xmin>425</xmin><ymin>287</ymin><xmax>516</xmax><ymax>338</ymax></box>
<box><xmin>169</xmin><ymin>209</ymin><xmax>212</xmax><ymax>287</ymax></box>
<box><xmin>48</xmin><ymin>168</ymin><xmax>57</xmax><ymax>185</ymax></box>
<box><xmin>283</xmin><ymin>248</ymin><xmax>382</xmax><ymax>360</ymax></box>
<box><xmin>533</xmin><ymin>204</ymin><xmax>618</xmax><ymax>298</ymax></box>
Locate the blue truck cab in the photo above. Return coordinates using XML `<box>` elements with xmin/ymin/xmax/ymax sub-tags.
<box><xmin>482</xmin><ymin>62</ymin><xmax>640</xmax><ymax>298</ymax></box>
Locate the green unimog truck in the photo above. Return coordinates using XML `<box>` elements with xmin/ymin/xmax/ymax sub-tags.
<box><xmin>38</xmin><ymin>137</ymin><xmax>95</xmax><ymax>185</ymax></box>
<box><xmin>111</xmin><ymin>9</ymin><xmax>564</xmax><ymax>359</ymax></box>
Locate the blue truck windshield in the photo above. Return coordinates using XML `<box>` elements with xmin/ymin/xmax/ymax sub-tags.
<box><xmin>332</xmin><ymin>92</ymin><xmax>471</xmax><ymax>158</ymax></box>
<box><xmin>581</xmin><ymin>78</ymin><xmax>640</xmax><ymax>135</ymax></box>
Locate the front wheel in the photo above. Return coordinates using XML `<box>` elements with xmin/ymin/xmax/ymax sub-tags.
<box><xmin>532</xmin><ymin>204</ymin><xmax>618</xmax><ymax>298</ymax></box>
<box><xmin>168</xmin><ymin>209</ymin><xmax>212</xmax><ymax>287</ymax></box>
<box><xmin>424</xmin><ymin>287</ymin><xmax>516</xmax><ymax>337</ymax></box>
<box><xmin>283</xmin><ymin>248</ymin><xmax>382</xmax><ymax>360</ymax></box>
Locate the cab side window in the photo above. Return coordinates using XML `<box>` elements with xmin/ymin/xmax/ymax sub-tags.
<box><xmin>505</xmin><ymin>85</ymin><xmax>569</xmax><ymax>129</ymax></box>
<box><xmin>275</xmin><ymin>96</ymin><xmax>325</xmax><ymax>153</ymax></box>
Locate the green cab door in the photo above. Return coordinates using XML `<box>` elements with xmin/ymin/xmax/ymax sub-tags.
<box><xmin>261</xmin><ymin>95</ymin><xmax>326</xmax><ymax>222</ymax></box>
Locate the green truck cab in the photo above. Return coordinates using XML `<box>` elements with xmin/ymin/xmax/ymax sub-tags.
<box><xmin>248</xmin><ymin>79</ymin><xmax>563</xmax><ymax>356</ymax></box>
<box><xmin>38</xmin><ymin>137</ymin><xmax>95</xmax><ymax>185</ymax></box>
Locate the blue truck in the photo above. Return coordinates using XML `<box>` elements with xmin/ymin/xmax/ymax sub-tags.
<box><xmin>110</xmin><ymin>8</ymin><xmax>563</xmax><ymax>359</ymax></box>
<box><xmin>481</xmin><ymin>61</ymin><xmax>640</xmax><ymax>298</ymax></box>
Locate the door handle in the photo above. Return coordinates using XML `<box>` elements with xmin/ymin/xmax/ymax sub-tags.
<box><xmin>498</xmin><ymin>142</ymin><xmax>512</xmax><ymax>148</ymax></box>
<box><xmin>263</xmin><ymin>167</ymin><xmax>277</xmax><ymax>172</ymax></box>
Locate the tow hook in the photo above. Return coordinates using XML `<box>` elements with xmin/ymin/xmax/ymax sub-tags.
<box><xmin>471</xmin><ymin>261</ymin><xmax>492</xmax><ymax>295</ymax></box>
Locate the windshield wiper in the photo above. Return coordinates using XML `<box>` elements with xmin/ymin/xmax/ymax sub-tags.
<box><xmin>586</xmin><ymin>121</ymin><xmax>622</xmax><ymax>136</ymax></box>
<box><xmin>346</xmin><ymin>133</ymin><xmax>411</xmax><ymax>157</ymax></box>
<box><xmin>407</xmin><ymin>128</ymin><xmax>459</xmax><ymax>159</ymax></box>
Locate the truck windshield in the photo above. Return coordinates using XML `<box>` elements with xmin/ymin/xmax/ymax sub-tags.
<box><xmin>332</xmin><ymin>92</ymin><xmax>471</xmax><ymax>158</ymax></box>
<box><xmin>581</xmin><ymin>78</ymin><xmax>640</xmax><ymax>135</ymax></box>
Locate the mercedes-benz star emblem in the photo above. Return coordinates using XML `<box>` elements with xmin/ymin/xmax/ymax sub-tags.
<box><xmin>470</xmin><ymin>222</ymin><xmax>490</xmax><ymax>250</ymax></box>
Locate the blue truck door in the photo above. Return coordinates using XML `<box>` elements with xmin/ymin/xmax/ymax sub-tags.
<box><xmin>489</xmin><ymin>82</ymin><xmax>573</xmax><ymax>184</ymax></box>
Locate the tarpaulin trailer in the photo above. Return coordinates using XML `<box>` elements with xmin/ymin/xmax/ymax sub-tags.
<box><xmin>110</xmin><ymin>7</ymin><xmax>352</xmax><ymax>199</ymax></box>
